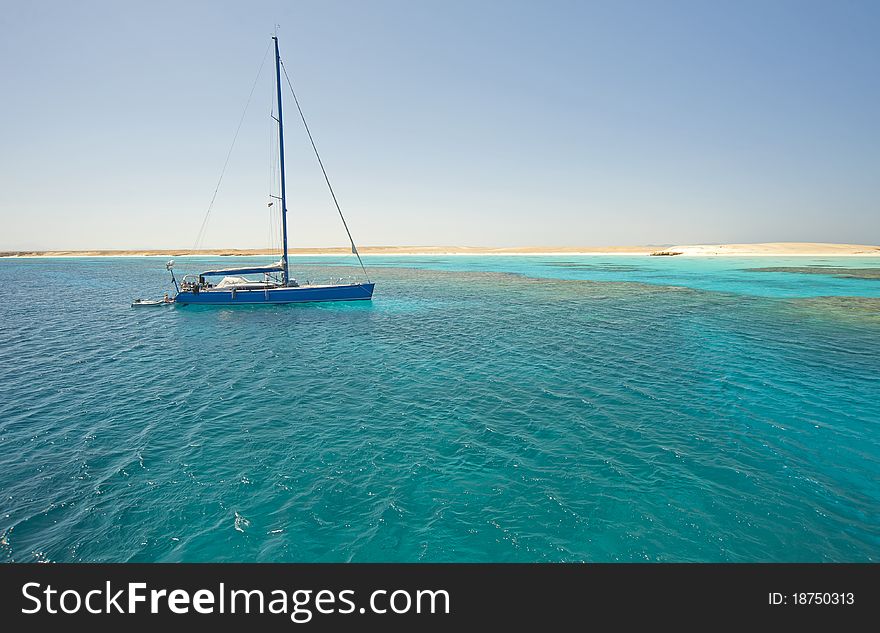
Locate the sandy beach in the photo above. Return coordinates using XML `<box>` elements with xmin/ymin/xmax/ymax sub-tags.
<box><xmin>2</xmin><ymin>242</ymin><xmax>878</xmax><ymax>258</ymax></box>
<box><xmin>665</xmin><ymin>242</ymin><xmax>880</xmax><ymax>257</ymax></box>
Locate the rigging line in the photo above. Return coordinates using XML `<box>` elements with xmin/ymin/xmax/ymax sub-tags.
<box><xmin>279</xmin><ymin>59</ymin><xmax>370</xmax><ymax>282</ymax></box>
<box><xmin>271</xmin><ymin>98</ymin><xmax>283</xmax><ymax>253</ymax></box>
<box><xmin>267</xmin><ymin>95</ymin><xmax>278</xmax><ymax>254</ymax></box>
<box><xmin>193</xmin><ymin>41</ymin><xmax>272</xmax><ymax>251</ymax></box>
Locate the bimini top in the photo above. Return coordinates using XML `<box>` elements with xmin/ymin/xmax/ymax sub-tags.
<box><xmin>199</xmin><ymin>261</ymin><xmax>285</xmax><ymax>277</ymax></box>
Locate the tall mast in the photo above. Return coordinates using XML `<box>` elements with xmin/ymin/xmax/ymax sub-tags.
<box><xmin>273</xmin><ymin>35</ymin><xmax>290</xmax><ymax>285</ymax></box>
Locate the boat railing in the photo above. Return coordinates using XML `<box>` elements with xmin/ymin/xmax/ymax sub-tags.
<box><xmin>179</xmin><ymin>274</ymin><xmax>204</xmax><ymax>289</ymax></box>
<box><xmin>177</xmin><ymin>274</ymin><xmax>366</xmax><ymax>290</ymax></box>
<box><xmin>299</xmin><ymin>276</ymin><xmax>365</xmax><ymax>287</ymax></box>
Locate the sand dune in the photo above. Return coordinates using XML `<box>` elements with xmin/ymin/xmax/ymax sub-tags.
<box><xmin>2</xmin><ymin>243</ymin><xmax>878</xmax><ymax>258</ymax></box>
<box><xmin>667</xmin><ymin>242</ymin><xmax>880</xmax><ymax>256</ymax></box>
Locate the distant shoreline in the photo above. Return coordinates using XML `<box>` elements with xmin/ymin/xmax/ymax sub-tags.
<box><xmin>2</xmin><ymin>243</ymin><xmax>879</xmax><ymax>258</ymax></box>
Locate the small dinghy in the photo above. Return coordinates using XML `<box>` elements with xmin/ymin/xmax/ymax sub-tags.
<box><xmin>131</xmin><ymin>298</ymin><xmax>173</xmax><ymax>307</ymax></box>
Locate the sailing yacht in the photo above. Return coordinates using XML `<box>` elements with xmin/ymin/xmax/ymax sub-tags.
<box><xmin>168</xmin><ymin>35</ymin><xmax>374</xmax><ymax>305</ymax></box>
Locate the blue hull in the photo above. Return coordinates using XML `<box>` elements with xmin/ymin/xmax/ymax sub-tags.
<box><xmin>175</xmin><ymin>283</ymin><xmax>374</xmax><ymax>305</ymax></box>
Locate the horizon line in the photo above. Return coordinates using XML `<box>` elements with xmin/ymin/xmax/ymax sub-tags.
<box><xmin>3</xmin><ymin>242</ymin><xmax>880</xmax><ymax>258</ymax></box>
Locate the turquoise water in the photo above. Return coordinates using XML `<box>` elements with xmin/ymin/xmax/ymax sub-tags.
<box><xmin>1</xmin><ymin>255</ymin><xmax>878</xmax><ymax>562</ymax></box>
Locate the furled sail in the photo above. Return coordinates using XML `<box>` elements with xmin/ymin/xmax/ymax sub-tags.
<box><xmin>199</xmin><ymin>261</ymin><xmax>285</xmax><ymax>277</ymax></box>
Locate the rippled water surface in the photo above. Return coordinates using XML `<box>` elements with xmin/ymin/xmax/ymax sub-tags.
<box><xmin>1</xmin><ymin>255</ymin><xmax>878</xmax><ymax>561</ymax></box>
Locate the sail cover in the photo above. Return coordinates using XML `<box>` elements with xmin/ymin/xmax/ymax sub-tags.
<box><xmin>200</xmin><ymin>261</ymin><xmax>285</xmax><ymax>277</ymax></box>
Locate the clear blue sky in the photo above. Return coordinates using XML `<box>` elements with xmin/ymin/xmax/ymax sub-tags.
<box><xmin>1</xmin><ymin>0</ymin><xmax>878</xmax><ymax>249</ymax></box>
